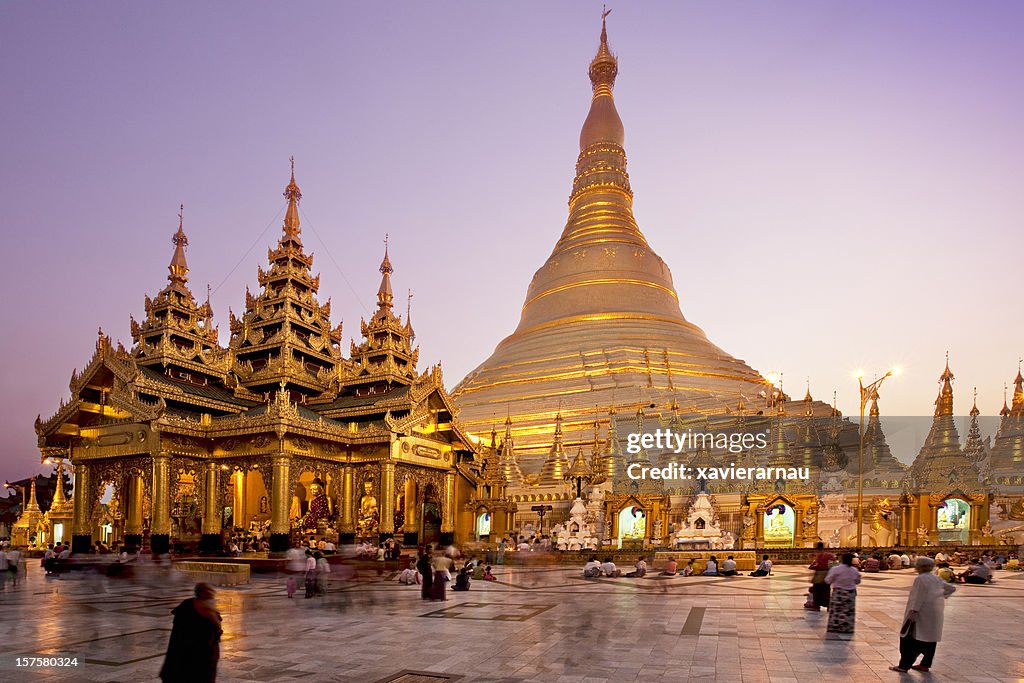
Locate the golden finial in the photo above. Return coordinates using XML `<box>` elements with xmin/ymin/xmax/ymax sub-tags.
<box><xmin>168</xmin><ymin>204</ymin><xmax>189</xmax><ymax>286</ymax></box>
<box><xmin>380</xmin><ymin>233</ymin><xmax>393</xmax><ymax>275</ymax></box>
<box><xmin>282</xmin><ymin>158</ymin><xmax>302</xmax><ymax>239</ymax></box>
<box><xmin>589</xmin><ymin>5</ymin><xmax>618</xmax><ymax>93</ymax></box>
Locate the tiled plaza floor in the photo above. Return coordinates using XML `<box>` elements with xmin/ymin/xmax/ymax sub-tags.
<box><xmin>0</xmin><ymin>560</ymin><xmax>1022</xmax><ymax>682</ymax></box>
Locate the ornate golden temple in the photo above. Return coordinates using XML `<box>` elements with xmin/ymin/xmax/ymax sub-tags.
<box><xmin>36</xmin><ymin>168</ymin><xmax>485</xmax><ymax>553</ymax></box>
<box><xmin>27</xmin><ymin>18</ymin><xmax>1024</xmax><ymax>554</ymax></box>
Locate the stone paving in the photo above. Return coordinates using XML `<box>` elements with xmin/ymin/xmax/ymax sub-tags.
<box><xmin>0</xmin><ymin>560</ymin><xmax>1022</xmax><ymax>682</ymax></box>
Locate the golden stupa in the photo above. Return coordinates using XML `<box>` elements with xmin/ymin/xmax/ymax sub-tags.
<box><xmin>452</xmin><ymin>16</ymin><xmax>771</xmax><ymax>457</ymax></box>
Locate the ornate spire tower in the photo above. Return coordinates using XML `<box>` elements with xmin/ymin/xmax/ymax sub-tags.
<box><xmin>989</xmin><ymin>365</ymin><xmax>1024</xmax><ymax>485</ymax></box>
<box><xmin>453</xmin><ymin>14</ymin><xmax>769</xmax><ymax>458</ymax></box>
<box><xmin>910</xmin><ymin>357</ymin><xmax>978</xmax><ymax>491</ymax></box>
<box><xmin>130</xmin><ymin>206</ymin><xmax>227</xmax><ymax>381</ymax></box>
<box><xmin>229</xmin><ymin>161</ymin><xmax>343</xmax><ymax>399</ymax></box>
<box><xmin>346</xmin><ymin>237</ymin><xmax>420</xmax><ymax>389</ymax></box>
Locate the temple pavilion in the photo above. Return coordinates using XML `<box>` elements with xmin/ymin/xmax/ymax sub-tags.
<box><xmin>36</xmin><ymin>167</ymin><xmax>482</xmax><ymax>554</ymax></box>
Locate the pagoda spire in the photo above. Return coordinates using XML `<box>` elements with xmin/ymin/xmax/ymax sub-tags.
<box><xmin>130</xmin><ymin>207</ymin><xmax>226</xmax><ymax>380</ymax></box>
<box><xmin>935</xmin><ymin>352</ymin><xmax>955</xmax><ymax>417</ymax></box>
<box><xmin>538</xmin><ymin>410</ymin><xmax>570</xmax><ymax>486</ymax></box>
<box><xmin>282</xmin><ymin>156</ymin><xmax>302</xmax><ymax>243</ymax></box>
<box><xmin>1012</xmin><ymin>360</ymin><xmax>1024</xmax><ymax>416</ymax></box>
<box><xmin>377</xmin><ymin>234</ymin><xmax>394</xmax><ymax>311</ymax></box>
<box><xmin>168</xmin><ymin>204</ymin><xmax>189</xmax><ymax>290</ymax></box>
<box><xmin>498</xmin><ymin>413</ymin><xmax>525</xmax><ymax>488</ymax></box>
<box><xmin>990</xmin><ymin>369</ymin><xmax>1024</xmax><ymax>477</ymax></box>
<box><xmin>26</xmin><ymin>475</ymin><xmax>40</xmax><ymax>512</ymax></box>
<box><xmin>347</xmin><ymin>237</ymin><xmax>420</xmax><ymax>389</ymax></box>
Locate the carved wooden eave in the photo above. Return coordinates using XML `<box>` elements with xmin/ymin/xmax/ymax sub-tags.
<box><xmin>130</xmin><ymin>373</ymin><xmax>246</xmax><ymax>415</ymax></box>
<box><xmin>69</xmin><ymin>336</ymin><xmax>139</xmax><ymax>396</ymax></box>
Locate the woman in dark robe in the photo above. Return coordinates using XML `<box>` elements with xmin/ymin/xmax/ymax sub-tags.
<box><xmin>807</xmin><ymin>541</ymin><xmax>835</xmax><ymax>611</ymax></box>
<box><xmin>429</xmin><ymin>550</ymin><xmax>452</xmax><ymax>601</ymax></box>
<box><xmin>416</xmin><ymin>548</ymin><xmax>433</xmax><ymax>600</ymax></box>
<box><xmin>160</xmin><ymin>583</ymin><xmax>222</xmax><ymax>683</ymax></box>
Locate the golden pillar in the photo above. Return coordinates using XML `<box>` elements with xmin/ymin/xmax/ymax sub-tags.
<box><xmin>340</xmin><ymin>465</ymin><xmax>354</xmax><ymax>533</ymax></box>
<box><xmin>968</xmin><ymin>500</ymin><xmax>982</xmax><ymax>544</ymax></box>
<box><xmin>125</xmin><ymin>475</ymin><xmax>144</xmax><ymax>536</ymax></box>
<box><xmin>151</xmin><ymin>453</ymin><xmax>171</xmax><ymax>553</ymax></box>
<box><xmin>269</xmin><ymin>455</ymin><xmax>290</xmax><ymax>551</ymax></box>
<box><xmin>234</xmin><ymin>471</ymin><xmax>246</xmax><ymax>526</ymax></box>
<box><xmin>380</xmin><ymin>461</ymin><xmax>395</xmax><ymax>535</ymax></box>
<box><xmin>442</xmin><ymin>470</ymin><xmax>456</xmax><ymax>533</ymax></box>
<box><xmin>71</xmin><ymin>461</ymin><xmax>91</xmax><ymax>552</ymax></box>
<box><xmin>403</xmin><ymin>478</ymin><xmax>417</xmax><ymax>531</ymax></box>
<box><xmin>202</xmin><ymin>462</ymin><xmax>220</xmax><ymax>535</ymax></box>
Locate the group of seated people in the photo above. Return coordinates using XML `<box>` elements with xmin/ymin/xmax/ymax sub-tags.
<box><xmin>398</xmin><ymin>555</ymin><xmax>496</xmax><ymax>588</ymax></box>
<box><xmin>583</xmin><ymin>554</ymin><xmax>774</xmax><ymax>578</ymax></box>
<box><xmin>354</xmin><ymin>538</ymin><xmax>404</xmax><ymax>561</ymax></box>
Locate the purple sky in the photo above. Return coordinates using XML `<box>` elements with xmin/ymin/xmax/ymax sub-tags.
<box><xmin>1</xmin><ymin>1</ymin><xmax>1022</xmax><ymax>484</ymax></box>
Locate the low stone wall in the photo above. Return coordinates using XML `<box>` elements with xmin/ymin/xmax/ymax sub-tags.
<box><xmin>654</xmin><ymin>550</ymin><xmax>757</xmax><ymax>571</ymax></box>
<box><xmin>173</xmin><ymin>561</ymin><xmax>250</xmax><ymax>586</ymax></box>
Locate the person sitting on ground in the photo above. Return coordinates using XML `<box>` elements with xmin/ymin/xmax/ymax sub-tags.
<box><xmin>934</xmin><ymin>550</ymin><xmax>947</xmax><ymax>564</ymax></box>
<box><xmin>482</xmin><ymin>565</ymin><xmax>497</xmax><ymax>581</ymax></box>
<box><xmin>583</xmin><ymin>556</ymin><xmax>602</xmax><ymax>578</ymax></box>
<box><xmin>398</xmin><ymin>560</ymin><xmax>418</xmax><ymax>585</ymax></box>
<box><xmin>704</xmin><ymin>555</ymin><xmax>720</xmax><ymax>576</ymax></box>
<box><xmin>600</xmin><ymin>557</ymin><xmax>621</xmax><ymax>578</ymax></box>
<box><xmin>960</xmin><ymin>559</ymin><xmax>991</xmax><ymax>584</ymax></box>
<box><xmin>57</xmin><ymin>545</ymin><xmax>71</xmax><ymax>560</ymax></box>
<box><xmin>516</xmin><ymin>537</ymin><xmax>530</xmax><ymax>552</ymax></box>
<box><xmin>936</xmin><ymin>562</ymin><xmax>955</xmax><ymax>583</ymax></box>
<box><xmin>721</xmin><ymin>555</ymin><xmax>737</xmax><ymax>576</ymax></box>
<box><xmin>681</xmin><ymin>559</ymin><xmax>695</xmax><ymax>576</ymax></box>
<box><xmin>626</xmin><ymin>557</ymin><xmax>648</xmax><ymax>578</ymax></box>
<box><xmin>862</xmin><ymin>554</ymin><xmax>881</xmax><ymax>573</ymax></box>
<box><xmin>660</xmin><ymin>557</ymin><xmax>678</xmax><ymax>576</ymax></box>
<box><xmin>888</xmin><ymin>552</ymin><xmax>903</xmax><ymax>569</ymax></box>
<box><xmin>901</xmin><ymin>552</ymin><xmax>911</xmax><ymax>569</ymax></box>
<box><xmin>452</xmin><ymin>566</ymin><xmax>471</xmax><ymax>591</ymax></box>
<box><xmin>749</xmin><ymin>554</ymin><xmax>772</xmax><ymax>576</ymax></box>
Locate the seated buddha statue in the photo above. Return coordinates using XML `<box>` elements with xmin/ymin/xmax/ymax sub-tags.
<box><xmin>301</xmin><ymin>479</ymin><xmax>330</xmax><ymax>530</ymax></box>
<box><xmin>357</xmin><ymin>480</ymin><xmax>379</xmax><ymax>536</ymax></box>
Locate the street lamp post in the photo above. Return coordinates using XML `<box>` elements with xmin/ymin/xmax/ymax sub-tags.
<box><xmin>856</xmin><ymin>369</ymin><xmax>898</xmax><ymax>547</ymax></box>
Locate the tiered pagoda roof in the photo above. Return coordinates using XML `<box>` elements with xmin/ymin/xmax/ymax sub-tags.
<box><xmin>989</xmin><ymin>367</ymin><xmax>1024</xmax><ymax>486</ymax></box>
<box><xmin>909</xmin><ymin>358</ymin><xmax>981</xmax><ymax>493</ymax></box>
<box><xmin>130</xmin><ymin>207</ymin><xmax>228</xmax><ymax>382</ymax></box>
<box><xmin>229</xmin><ymin>162</ymin><xmax>344</xmax><ymax>400</ymax></box>
<box><xmin>36</xmin><ymin>161</ymin><xmax>478</xmax><ymax>467</ymax></box>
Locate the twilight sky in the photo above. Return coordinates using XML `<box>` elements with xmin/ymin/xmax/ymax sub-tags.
<box><xmin>1</xmin><ymin>1</ymin><xmax>1022</xmax><ymax>484</ymax></box>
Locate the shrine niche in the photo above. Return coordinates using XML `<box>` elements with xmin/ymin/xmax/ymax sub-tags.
<box><xmin>741</xmin><ymin>492</ymin><xmax>819</xmax><ymax>549</ymax></box>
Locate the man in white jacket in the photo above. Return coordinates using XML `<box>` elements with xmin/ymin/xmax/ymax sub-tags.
<box><xmin>891</xmin><ymin>557</ymin><xmax>956</xmax><ymax>673</ymax></box>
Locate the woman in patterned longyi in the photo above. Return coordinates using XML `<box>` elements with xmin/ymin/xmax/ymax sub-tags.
<box><xmin>824</xmin><ymin>553</ymin><xmax>862</xmax><ymax>634</ymax></box>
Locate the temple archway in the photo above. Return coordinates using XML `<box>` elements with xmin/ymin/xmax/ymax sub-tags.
<box><xmin>617</xmin><ymin>504</ymin><xmax>646</xmax><ymax>547</ymax></box>
<box><xmin>476</xmin><ymin>508</ymin><xmax>492</xmax><ymax>539</ymax></box>
<box><xmin>421</xmin><ymin>483</ymin><xmax>441</xmax><ymax>546</ymax></box>
<box><xmin>763</xmin><ymin>502</ymin><xmax>795</xmax><ymax>547</ymax></box>
<box><xmin>938</xmin><ymin>497</ymin><xmax>970</xmax><ymax>543</ymax></box>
